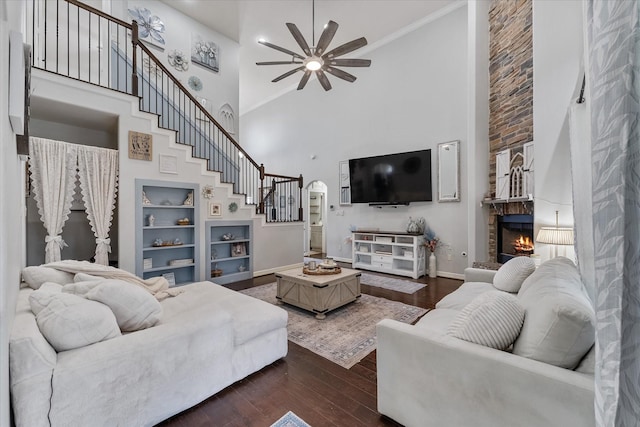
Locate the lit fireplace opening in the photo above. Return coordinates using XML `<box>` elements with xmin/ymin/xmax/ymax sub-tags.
<box><xmin>497</xmin><ymin>214</ymin><xmax>534</xmax><ymax>263</ymax></box>
<box><xmin>513</xmin><ymin>235</ymin><xmax>534</xmax><ymax>255</ymax></box>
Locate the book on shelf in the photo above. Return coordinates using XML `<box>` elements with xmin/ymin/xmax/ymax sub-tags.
<box><xmin>169</xmin><ymin>258</ymin><xmax>194</xmax><ymax>266</ymax></box>
<box><xmin>375</xmin><ymin>250</ymin><xmax>393</xmax><ymax>255</ymax></box>
<box><xmin>143</xmin><ymin>258</ymin><xmax>153</xmax><ymax>269</ymax></box>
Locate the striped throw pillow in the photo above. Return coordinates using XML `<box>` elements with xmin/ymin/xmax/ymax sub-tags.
<box><xmin>447</xmin><ymin>290</ymin><xmax>525</xmax><ymax>350</ymax></box>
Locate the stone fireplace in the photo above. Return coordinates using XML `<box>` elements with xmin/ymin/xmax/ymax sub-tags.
<box><xmin>497</xmin><ymin>214</ymin><xmax>534</xmax><ymax>264</ymax></box>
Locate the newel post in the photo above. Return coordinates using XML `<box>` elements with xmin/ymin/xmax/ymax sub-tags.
<box><xmin>298</xmin><ymin>174</ymin><xmax>304</xmax><ymax>221</ymax></box>
<box><xmin>131</xmin><ymin>21</ymin><xmax>139</xmax><ymax>96</ymax></box>
<box><xmin>258</xmin><ymin>164</ymin><xmax>265</xmax><ymax>214</ymax></box>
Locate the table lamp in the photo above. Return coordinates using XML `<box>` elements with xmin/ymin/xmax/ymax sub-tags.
<box><xmin>536</xmin><ymin>211</ymin><xmax>574</xmax><ymax>258</ymax></box>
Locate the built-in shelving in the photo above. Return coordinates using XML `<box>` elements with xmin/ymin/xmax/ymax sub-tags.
<box><xmin>352</xmin><ymin>230</ymin><xmax>425</xmax><ymax>279</ymax></box>
<box><xmin>206</xmin><ymin>220</ymin><xmax>253</xmax><ymax>285</ymax></box>
<box><xmin>135</xmin><ymin>179</ymin><xmax>200</xmax><ymax>286</ymax></box>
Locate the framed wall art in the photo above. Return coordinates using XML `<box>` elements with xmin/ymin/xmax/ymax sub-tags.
<box><xmin>128</xmin><ymin>131</ymin><xmax>152</xmax><ymax>161</ymax></box>
<box><xmin>209</xmin><ymin>202</ymin><xmax>222</xmax><ymax>217</ymax></box>
<box><xmin>158</xmin><ymin>154</ymin><xmax>178</xmax><ymax>174</ymax></box>
<box><xmin>191</xmin><ymin>33</ymin><xmax>219</xmax><ymax>72</ymax></box>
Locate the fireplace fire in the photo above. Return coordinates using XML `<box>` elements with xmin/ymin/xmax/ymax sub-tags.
<box><xmin>497</xmin><ymin>214</ymin><xmax>534</xmax><ymax>263</ymax></box>
<box><xmin>513</xmin><ymin>235</ymin><xmax>534</xmax><ymax>255</ymax></box>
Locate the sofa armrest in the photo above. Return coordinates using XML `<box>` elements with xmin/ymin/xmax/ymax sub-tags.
<box><xmin>376</xmin><ymin>319</ymin><xmax>594</xmax><ymax>427</ymax></box>
<box><xmin>10</xmin><ymin>289</ymin><xmax>57</xmax><ymax>427</ymax></box>
<box><xmin>464</xmin><ymin>267</ymin><xmax>497</xmax><ymax>283</ymax></box>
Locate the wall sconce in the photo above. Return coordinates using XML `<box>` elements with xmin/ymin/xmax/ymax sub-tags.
<box><xmin>536</xmin><ymin>210</ymin><xmax>574</xmax><ymax>258</ymax></box>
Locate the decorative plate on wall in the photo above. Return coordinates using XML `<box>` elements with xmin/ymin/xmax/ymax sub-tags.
<box><xmin>168</xmin><ymin>49</ymin><xmax>189</xmax><ymax>72</ymax></box>
<box><xmin>228</xmin><ymin>202</ymin><xmax>238</xmax><ymax>213</ymax></box>
<box><xmin>188</xmin><ymin>75</ymin><xmax>203</xmax><ymax>91</ymax></box>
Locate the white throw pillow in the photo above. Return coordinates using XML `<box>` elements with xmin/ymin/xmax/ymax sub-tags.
<box><xmin>63</xmin><ymin>279</ymin><xmax>162</xmax><ymax>332</ymax></box>
<box><xmin>74</xmin><ymin>272</ymin><xmax>103</xmax><ymax>282</ymax></box>
<box><xmin>493</xmin><ymin>257</ymin><xmax>536</xmax><ymax>293</ymax></box>
<box><xmin>447</xmin><ymin>290</ymin><xmax>525</xmax><ymax>350</ymax></box>
<box><xmin>22</xmin><ymin>266</ymin><xmax>75</xmax><ymax>289</ymax></box>
<box><xmin>29</xmin><ymin>290</ymin><xmax>121</xmax><ymax>352</ymax></box>
<box><xmin>513</xmin><ymin>257</ymin><xmax>595</xmax><ymax>369</ymax></box>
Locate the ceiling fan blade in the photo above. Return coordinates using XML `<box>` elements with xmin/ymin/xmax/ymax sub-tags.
<box><xmin>316</xmin><ymin>69</ymin><xmax>332</xmax><ymax>91</ymax></box>
<box><xmin>297</xmin><ymin>70</ymin><xmax>312</xmax><ymax>90</ymax></box>
<box><xmin>256</xmin><ymin>61</ymin><xmax>303</xmax><ymax>65</ymax></box>
<box><xmin>326</xmin><ymin>58</ymin><xmax>371</xmax><ymax>67</ymax></box>
<box><xmin>272</xmin><ymin>66</ymin><xmax>305</xmax><ymax>83</ymax></box>
<box><xmin>314</xmin><ymin>20</ymin><xmax>339</xmax><ymax>56</ymax></box>
<box><xmin>286</xmin><ymin>23</ymin><xmax>312</xmax><ymax>56</ymax></box>
<box><xmin>324</xmin><ymin>66</ymin><xmax>356</xmax><ymax>83</ymax></box>
<box><xmin>323</xmin><ymin>37</ymin><xmax>368</xmax><ymax>59</ymax></box>
<box><xmin>258</xmin><ymin>40</ymin><xmax>305</xmax><ymax>60</ymax></box>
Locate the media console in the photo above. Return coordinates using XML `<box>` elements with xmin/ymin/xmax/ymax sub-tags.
<box><xmin>351</xmin><ymin>230</ymin><xmax>426</xmax><ymax>279</ymax></box>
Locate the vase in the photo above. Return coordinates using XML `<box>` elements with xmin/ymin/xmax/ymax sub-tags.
<box><xmin>429</xmin><ymin>252</ymin><xmax>437</xmax><ymax>278</ymax></box>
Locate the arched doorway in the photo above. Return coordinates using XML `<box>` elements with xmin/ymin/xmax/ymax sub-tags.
<box><xmin>304</xmin><ymin>180</ymin><xmax>327</xmax><ymax>256</ymax></box>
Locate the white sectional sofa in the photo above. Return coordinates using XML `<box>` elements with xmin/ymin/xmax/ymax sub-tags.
<box><xmin>10</xmin><ymin>270</ymin><xmax>288</xmax><ymax>427</ymax></box>
<box><xmin>377</xmin><ymin>257</ymin><xmax>595</xmax><ymax>427</ymax></box>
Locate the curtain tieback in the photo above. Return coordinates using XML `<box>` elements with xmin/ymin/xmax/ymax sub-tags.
<box><xmin>96</xmin><ymin>237</ymin><xmax>111</xmax><ymax>253</ymax></box>
<box><xmin>45</xmin><ymin>234</ymin><xmax>67</xmax><ymax>249</ymax></box>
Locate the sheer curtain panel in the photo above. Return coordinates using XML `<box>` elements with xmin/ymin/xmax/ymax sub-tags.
<box><xmin>28</xmin><ymin>137</ymin><xmax>78</xmax><ymax>262</ymax></box>
<box><xmin>586</xmin><ymin>1</ymin><xmax>640</xmax><ymax>425</ymax></box>
<box><xmin>77</xmin><ymin>146</ymin><xmax>119</xmax><ymax>265</ymax></box>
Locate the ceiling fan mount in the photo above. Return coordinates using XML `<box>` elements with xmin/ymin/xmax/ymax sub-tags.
<box><xmin>256</xmin><ymin>0</ymin><xmax>371</xmax><ymax>91</ymax></box>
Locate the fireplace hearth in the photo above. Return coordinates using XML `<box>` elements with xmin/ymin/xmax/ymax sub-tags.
<box><xmin>497</xmin><ymin>214</ymin><xmax>534</xmax><ymax>264</ymax></box>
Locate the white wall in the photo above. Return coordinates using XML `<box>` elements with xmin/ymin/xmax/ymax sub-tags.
<box><xmin>241</xmin><ymin>5</ymin><xmax>470</xmax><ymax>276</ymax></box>
<box><xmin>0</xmin><ymin>2</ymin><xmax>26</xmax><ymax>424</ymax></box>
<box><xmin>533</xmin><ymin>0</ymin><xmax>583</xmax><ymax>261</ymax></box>
<box><xmin>110</xmin><ymin>0</ymin><xmax>240</xmax><ymax>137</ymax></box>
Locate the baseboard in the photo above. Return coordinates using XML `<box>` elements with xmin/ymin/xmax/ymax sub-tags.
<box><xmin>437</xmin><ymin>271</ymin><xmax>465</xmax><ymax>280</ymax></box>
<box><xmin>254</xmin><ymin>262</ymin><xmax>303</xmax><ymax>277</ymax></box>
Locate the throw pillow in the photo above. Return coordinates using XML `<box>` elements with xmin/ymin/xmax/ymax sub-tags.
<box><xmin>22</xmin><ymin>266</ymin><xmax>75</xmax><ymax>290</ymax></box>
<box><xmin>63</xmin><ymin>279</ymin><xmax>162</xmax><ymax>331</ymax></box>
<box><xmin>513</xmin><ymin>257</ymin><xmax>595</xmax><ymax>369</ymax></box>
<box><xmin>29</xmin><ymin>290</ymin><xmax>121</xmax><ymax>352</ymax></box>
<box><xmin>74</xmin><ymin>272</ymin><xmax>103</xmax><ymax>282</ymax></box>
<box><xmin>447</xmin><ymin>290</ymin><xmax>525</xmax><ymax>350</ymax></box>
<box><xmin>492</xmin><ymin>256</ymin><xmax>536</xmax><ymax>293</ymax></box>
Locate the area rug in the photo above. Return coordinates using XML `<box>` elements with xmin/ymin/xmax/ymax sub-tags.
<box><xmin>239</xmin><ymin>283</ymin><xmax>427</xmax><ymax>369</ymax></box>
<box><xmin>271</xmin><ymin>411</ymin><xmax>311</xmax><ymax>427</ymax></box>
<box><xmin>359</xmin><ymin>272</ymin><xmax>426</xmax><ymax>294</ymax></box>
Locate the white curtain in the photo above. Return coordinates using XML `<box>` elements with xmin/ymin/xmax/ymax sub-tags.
<box><xmin>585</xmin><ymin>1</ymin><xmax>640</xmax><ymax>425</ymax></box>
<box><xmin>77</xmin><ymin>146</ymin><xmax>119</xmax><ymax>265</ymax></box>
<box><xmin>28</xmin><ymin>137</ymin><xmax>78</xmax><ymax>262</ymax></box>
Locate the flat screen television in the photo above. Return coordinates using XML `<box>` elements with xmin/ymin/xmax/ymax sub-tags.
<box><xmin>349</xmin><ymin>149</ymin><xmax>432</xmax><ymax>204</ymax></box>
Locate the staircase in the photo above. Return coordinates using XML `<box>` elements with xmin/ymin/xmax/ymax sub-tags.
<box><xmin>25</xmin><ymin>0</ymin><xmax>302</xmax><ymax>223</ymax></box>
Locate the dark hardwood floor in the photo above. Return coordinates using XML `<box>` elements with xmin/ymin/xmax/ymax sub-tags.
<box><xmin>157</xmin><ymin>263</ymin><xmax>462</xmax><ymax>427</ymax></box>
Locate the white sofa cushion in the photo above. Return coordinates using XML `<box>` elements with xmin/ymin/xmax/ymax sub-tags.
<box><xmin>29</xmin><ymin>290</ymin><xmax>121</xmax><ymax>352</ymax></box>
<box><xmin>22</xmin><ymin>266</ymin><xmax>75</xmax><ymax>289</ymax></box>
<box><xmin>447</xmin><ymin>290</ymin><xmax>525</xmax><ymax>350</ymax></box>
<box><xmin>435</xmin><ymin>282</ymin><xmax>496</xmax><ymax>310</ymax></box>
<box><xmin>63</xmin><ymin>279</ymin><xmax>162</xmax><ymax>332</ymax></box>
<box><xmin>493</xmin><ymin>256</ymin><xmax>536</xmax><ymax>293</ymax></box>
<box><xmin>513</xmin><ymin>257</ymin><xmax>595</xmax><ymax>369</ymax></box>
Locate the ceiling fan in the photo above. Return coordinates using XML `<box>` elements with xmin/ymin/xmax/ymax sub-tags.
<box><xmin>256</xmin><ymin>0</ymin><xmax>371</xmax><ymax>91</ymax></box>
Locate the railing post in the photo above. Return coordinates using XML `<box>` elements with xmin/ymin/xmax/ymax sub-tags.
<box><xmin>271</xmin><ymin>178</ymin><xmax>277</xmax><ymax>221</ymax></box>
<box><xmin>298</xmin><ymin>174</ymin><xmax>304</xmax><ymax>221</ymax></box>
<box><xmin>131</xmin><ymin>20</ymin><xmax>139</xmax><ymax>96</ymax></box>
<box><xmin>258</xmin><ymin>164</ymin><xmax>265</xmax><ymax>214</ymax></box>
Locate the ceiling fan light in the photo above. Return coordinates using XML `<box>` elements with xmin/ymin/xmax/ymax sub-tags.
<box><xmin>305</xmin><ymin>57</ymin><xmax>323</xmax><ymax>71</ymax></box>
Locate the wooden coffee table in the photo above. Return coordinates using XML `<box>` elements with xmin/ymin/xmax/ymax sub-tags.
<box><xmin>275</xmin><ymin>267</ymin><xmax>361</xmax><ymax>319</ymax></box>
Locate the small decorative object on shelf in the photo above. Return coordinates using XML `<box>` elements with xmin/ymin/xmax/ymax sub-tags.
<box><xmin>238</xmin><ymin>265</ymin><xmax>246</xmax><ymax>272</ymax></box>
<box><xmin>148</xmin><ymin>214</ymin><xmax>155</xmax><ymax>227</ymax></box>
<box><xmin>143</xmin><ymin>258</ymin><xmax>153</xmax><ymax>270</ymax></box>
<box><xmin>231</xmin><ymin>242</ymin><xmax>246</xmax><ymax>257</ymax></box>
<box><xmin>202</xmin><ymin>185</ymin><xmax>214</xmax><ymax>199</ymax></box>
<box><xmin>228</xmin><ymin>202</ymin><xmax>238</xmax><ymax>213</ymax></box>
<box><xmin>173</xmin><ymin>238</ymin><xmax>183</xmax><ymax>245</ymax></box>
<box><xmin>406</xmin><ymin>217</ymin><xmax>426</xmax><ymax>235</ymax></box>
<box><xmin>183</xmin><ymin>191</ymin><xmax>194</xmax><ymax>206</ymax></box>
<box><xmin>176</xmin><ymin>217</ymin><xmax>190</xmax><ymax>226</ymax></box>
<box><xmin>162</xmin><ymin>272</ymin><xmax>176</xmax><ymax>287</ymax></box>
<box><xmin>211</xmin><ymin>249</ymin><xmax>217</xmax><ymax>260</ymax></box>
<box><xmin>169</xmin><ymin>258</ymin><xmax>193</xmax><ymax>266</ymax></box>
<box><xmin>221</xmin><ymin>232</ymin><xmax>234</xmax><ymax>241</ymax></box>
<box><xmin>142</xmin><ymin>191</ymin><xmax>152</xmax><ymax>205</ymax></box>
<box><xmin>153</xmin><ymin>238</ymin><xmax>163</xmax><ymax>247</ymax></box>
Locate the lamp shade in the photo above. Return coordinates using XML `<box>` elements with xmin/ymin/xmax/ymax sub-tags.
<box><xmin>536</xmin><ymin>227</ymin><xmax>574</xmax><ymax>245</ymax></box>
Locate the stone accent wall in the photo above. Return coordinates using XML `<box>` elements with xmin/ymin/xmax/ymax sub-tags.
<box><xmin>487</xmin><ymin>0</ymin><xmax>533</xmax><ymax>261</ymax></box>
